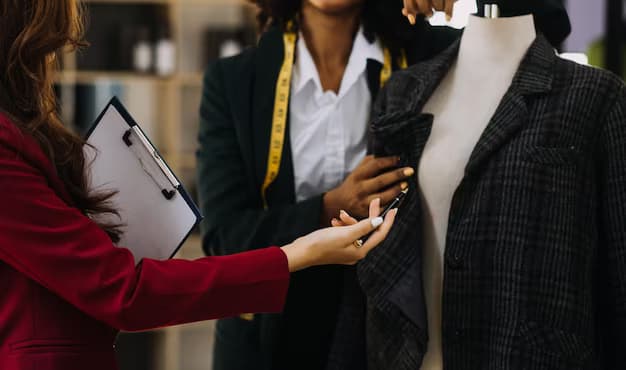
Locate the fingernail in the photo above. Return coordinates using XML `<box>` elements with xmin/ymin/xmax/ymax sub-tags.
<box><xmin>340</xmin><ymin>210</ymin><xmax>347</xmax><ymax>215</ymax></box>
<box><xmin>403</xmin><ymin>168</ymin><xmax>414</xmax><ymax>177</ymax></box>
<box><xmin>407</xmin><ymin>14</ymin><xmax>416</xmax><ymax>25</ymax></box>
<box><xmin>400</xmin><ymin>182</ymin><xmax>409</xmax><ymax>190</ymax></box>
<box><xmin>446</xmin><ymin>14</ymin><xmax>452</xmax><ymax>22</ymax></box>
<box><xmin>402</xmin><ymin>7</ymin><xmax>408</xmax><ymax>16</ymax></box>
<box><xmin>371</xmin><ymin>217</ymin><xmax>384</xmax><ymax>228</ymax></box>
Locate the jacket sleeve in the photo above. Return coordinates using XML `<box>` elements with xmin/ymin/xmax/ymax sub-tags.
<box><xmin>597</xmin><ymin>83</ymin><xmax>626</xmax><ymax>367</ymax></box>
<box><xmin>196</xmin><ymin>60</ymin><xmax>323</xmax><ymax>256</ymax></box>
<box><xmin>0</xmin><ymin>144</ymin><xmax>290</xmax><ymax>332</ymax></box>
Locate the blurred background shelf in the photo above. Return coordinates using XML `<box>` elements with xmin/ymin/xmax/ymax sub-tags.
<box><xmin>55</xmin><ymin>71</ymin><xmax>204</xmax><ymax>86</ymax></box>
<box><xmin>179</xmin><ymin>72</ymin><xmax>206</xmax><ymax>87</ymax></box>
<box><xmin>55</xmin><ymin>71</ymin><xmax>176</xmax><ymax>84</ymax></box>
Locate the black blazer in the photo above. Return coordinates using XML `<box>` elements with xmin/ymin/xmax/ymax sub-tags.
<box><xmin>197</xmin><ymin>24</ymin><xmax>460</xmax><ymax>370</ymax></box>
<box><xmin>330</xmin><ymin>35</ymin><xmax>626</xmax><ymax>370</ymax></box>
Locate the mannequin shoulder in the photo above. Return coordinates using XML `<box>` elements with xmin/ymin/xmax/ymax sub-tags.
<box><xmin>553</xmin><ymin>56</ymin><xmax>624</xmax><ymax>109</ymax></box>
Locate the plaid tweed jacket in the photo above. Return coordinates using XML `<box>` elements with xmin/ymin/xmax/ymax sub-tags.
<box><xmin>327</xmin><ymin>35</ymin><xmax>626</xmax><ymax>370</ymax></box>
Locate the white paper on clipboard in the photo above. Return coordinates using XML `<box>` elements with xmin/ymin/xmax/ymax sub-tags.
<box><xmin>84</xmin><ymin>97</ymin><xmax>201</xmax><ymax>264</ymax></box>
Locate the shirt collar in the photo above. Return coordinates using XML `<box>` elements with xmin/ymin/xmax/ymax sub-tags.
<box><xmin>292</xmin><ymin>26</ymin><xmax>384</xmax><ymax>96</ymax></box>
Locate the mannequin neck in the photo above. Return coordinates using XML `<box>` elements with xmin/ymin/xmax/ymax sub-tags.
<box><xmin>458</xmin><ymin>14</ymin><xmax>536</xmax><ymax>67</ymax></box>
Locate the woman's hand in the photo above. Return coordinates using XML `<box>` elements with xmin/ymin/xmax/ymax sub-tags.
<box><xmin>281</xmin><ymin>199</ymin><xmax>397</xmax><ymax>272</ymax></box>
<box><xmin>402</xmin><ymin>0</ymin><xmax>456</xmax><ymax>23</ymax></box>
<box><xmin>322</xmin><ymin>155</ymin><xmax>413</xmax><ymax>223</ymax></box>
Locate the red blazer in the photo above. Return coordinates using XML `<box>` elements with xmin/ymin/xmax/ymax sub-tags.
<box><xmin>0</xmin><ymin>112</ymin><xmax>290</xmax><ymax>370</ymax></box>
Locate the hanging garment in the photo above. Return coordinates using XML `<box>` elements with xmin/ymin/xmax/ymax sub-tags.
<box><xmin>328</xmin><ymin>34</ymin><xmax>626</xmax><ymax>370</ymax></box>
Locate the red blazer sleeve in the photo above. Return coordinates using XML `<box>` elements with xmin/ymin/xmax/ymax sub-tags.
<box><xmin>0</xmin><ymin>140</ymin><xmax>290</xmax><ymax>332</ymax></box>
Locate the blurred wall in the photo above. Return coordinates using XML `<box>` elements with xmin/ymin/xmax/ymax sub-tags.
<box><xmin>564</xmin><ymin>0</ymin><xmax>606</xmax><ymax>52</ymax></box>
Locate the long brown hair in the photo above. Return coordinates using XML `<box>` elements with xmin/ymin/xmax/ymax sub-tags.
<box><xmin>0</xmin><ymin>0</ymin><xmax>123</xmax><ymax>242</ymax></box>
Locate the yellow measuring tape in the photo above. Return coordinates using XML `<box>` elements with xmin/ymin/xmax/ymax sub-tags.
<box><xmin>381</xmin><ymin>48</ymin><xmax>408</xmax><ymax>86</ymax></box>
<box><xmin>260</xmin><ymin>26</ymin><xmax>408</xmax><ymax>209</ymax></box>
<box><xmin>260</xmin><ymin>26</ymin><xmax>297</xmax><ymax>209</ymax></box>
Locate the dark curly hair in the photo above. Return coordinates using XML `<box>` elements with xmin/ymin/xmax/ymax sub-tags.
<box><xmin>247</xmin><ymin>0</ymin><xmax>428</xmax><ymax>60</ymax></box>
<box><xmin>0</xmin><ymin>0</ymin><xmax>123</xmax><ymax>243</ymax></box>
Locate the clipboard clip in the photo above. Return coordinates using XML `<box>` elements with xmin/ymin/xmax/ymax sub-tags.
<box><xmin>123</xmin><ymin>127</ymin><xmax>180</xmax><ymax>200</ymax></box>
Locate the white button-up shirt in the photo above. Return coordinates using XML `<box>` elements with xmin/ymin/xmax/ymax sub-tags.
<box><xmin>289</xmin><ymin>27</ymin><xmax>384</xmax><ymax>202</ymax></box>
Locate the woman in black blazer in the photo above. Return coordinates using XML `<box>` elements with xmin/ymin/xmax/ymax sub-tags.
<box><xmin>197</xmin><ymin>1</ymin><xmax>459</xmax><ymax>369</ymax></box>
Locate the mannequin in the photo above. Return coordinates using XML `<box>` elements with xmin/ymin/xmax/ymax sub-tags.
<box><xmin>418</xmin><ymin>6</ymin><xmax>536</xmax><ymax>369</ymax></box>
<box><xmin>331</xmin><ymin>0</ymin><xmax>626</xmax><ymax>367</ymax></box>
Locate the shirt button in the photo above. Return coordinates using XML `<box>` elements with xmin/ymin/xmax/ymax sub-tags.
<box><xmin>446</xmin><ymin>252</ymin><xmax>464</xmax><ymax>270</ymax></box>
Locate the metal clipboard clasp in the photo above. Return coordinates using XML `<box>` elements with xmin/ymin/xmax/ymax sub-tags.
<box><xmin>122</xmin><ymin>126</ymin><xmax>180</xmax><ymax>200</ymax></box>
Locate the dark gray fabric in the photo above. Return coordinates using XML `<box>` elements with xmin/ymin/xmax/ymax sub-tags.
<box><xmin>328</xmin><ymin>35</ymin><xmax>626</xmax><ymax>370</ymax></box>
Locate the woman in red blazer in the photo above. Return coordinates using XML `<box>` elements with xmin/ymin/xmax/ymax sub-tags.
<box><xmin>0</xmin><ymin>1</ymin><xmax>397</xmax><ymax>370</ymax></box>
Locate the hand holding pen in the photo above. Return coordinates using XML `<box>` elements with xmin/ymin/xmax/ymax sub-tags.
<box><xmin>331</xmin><ymin>188</ymin><xmax>409</xmax><ymax>248</ymax></box>
<box><xmin>283</xmin><ymin>199</ymin><xmax>398</xmax><ymax>271</ymax></box>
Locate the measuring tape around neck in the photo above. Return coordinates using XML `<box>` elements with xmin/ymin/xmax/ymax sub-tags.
<box><xmin>381</xmin><ymin>48</ymin><xmax>408</xmax><ymax>86</ymax></box>
<box><xmin>260</xmin><ymin>25</ymin><xmax>407</xmax><ymax>209</ymax></box>
<box><xmin>260</xmin><ymin>25</ymin><xmax>297</xmax><ymax>209</ymax></box>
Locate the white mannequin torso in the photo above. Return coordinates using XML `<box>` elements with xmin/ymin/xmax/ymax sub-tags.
<box><xmin>418</xmin><ymin>14</ymin><xmax>537</xmax><ymax>370</ymax></box>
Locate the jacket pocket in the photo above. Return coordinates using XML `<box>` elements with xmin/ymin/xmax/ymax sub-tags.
<box><xmin>521</xmin><ymin>146</ymin><xmax>581</xmax><ymax>166</ymax></box>
<box><xmin>517</xmin><ymin>321</ymin><xmax>593</xmax><ymax>369</ymax></box>
<box><xmin>9</xmin><ymin>339</ymin><xmax>94</xmax><ymax>354</ymax></box>
<box><xmin>7</xmin><ymin>343</ymin><xmax>116</xmax><ymax>370</ymax></box>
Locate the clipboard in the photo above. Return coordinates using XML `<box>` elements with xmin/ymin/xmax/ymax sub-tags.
<box><xmin>84</xmin><ymin>97</ymin><xmax>202</xmax><ymax>264</ymax></box>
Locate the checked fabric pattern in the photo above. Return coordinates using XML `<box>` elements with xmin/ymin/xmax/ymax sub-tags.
<box><xmin>327</xmin><ymin>35</ymin><xmax>626</xmax><ymax>370</ymax></box>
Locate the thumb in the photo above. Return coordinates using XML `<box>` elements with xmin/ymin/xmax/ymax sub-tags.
<box><xmin>345</xmin><ymin>216</ymin><xmax>384</xmax><ymax>240</ymax></box>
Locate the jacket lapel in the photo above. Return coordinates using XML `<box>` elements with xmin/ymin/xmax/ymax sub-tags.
<box><xmin>365</xmin><ymin>59</ymin><xmax>383</xmax><ymax>98</ymax></box>
<box><xmin>360</xmin><ymin>42</ymin><xmax>460</xmax><ymax>305</ymax></box>
<box><xmin>413</xmin><ymin>40</ymin><xmax>462</xmax><ymax>110</ymax></box>
<box><xmin>465</xmin><ymin>35</ymin><xmax>555</xmax><ymax>174</ymax></box>
<box><xmin>402</xmin><ymin>35</ymin><xmax>556</xmax><ymax>176</ymax></box>
<box><xmin>251</xmin><ymin>26</ymin><xmax>296</xmax><ymax>204</ymax></box>
<box><xmin>359</xmin><ymin>34</ymin><xmax>558</xmax><ymax>362</ymax></box>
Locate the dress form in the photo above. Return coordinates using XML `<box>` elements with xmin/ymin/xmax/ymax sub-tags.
<box><xmin>418</xmin><ymin>8</ymin><xmax>537</xmax><ymax>370</ymax></box>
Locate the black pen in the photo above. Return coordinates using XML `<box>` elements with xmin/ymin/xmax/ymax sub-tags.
<box><xmin>354</xmin><ymin>187</ymin><xmax>409</xmax><ymax>248</ymax></box>
<box><xmin>380</xmin><ymin>187</ymin><xmax>409</xmax><ymax>219</ymax></box>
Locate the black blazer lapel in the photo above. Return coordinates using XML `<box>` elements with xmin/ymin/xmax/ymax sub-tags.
<box><xmin>252</xmin><ymin>26</ymin><xmax>297</xmax><ymax>205</ymax></box>
<box><xmin>397</xmin><ymin>35</ymin><xmax>555</xmax><ymax>177</ymax></box>
<box><xmin>366</xmin><ymin>59</ymin><xmax>383</xmax><ymax>98</ymax></box>
<box><xmin>405</xmin><ymin>40</ymin><xmax>461</xmax><ymax>113</ymax></box>
<box><xmin>359</xmin><ymin>42</ymin><xmax>461</xmax><ymax>319</ymax></box>
<box><xmin>465</xmin><ymin>35</ymin><xmax>555</xmax><ymax>174</ymax></box>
